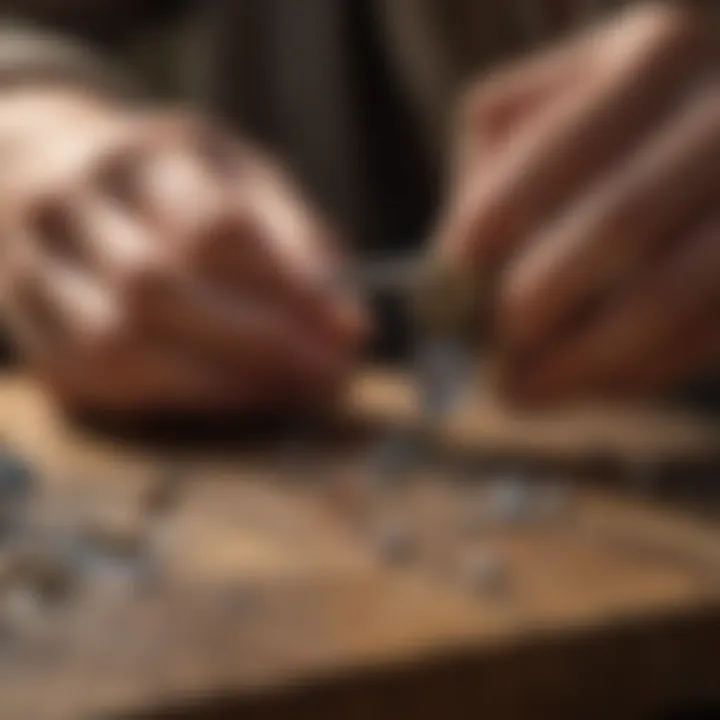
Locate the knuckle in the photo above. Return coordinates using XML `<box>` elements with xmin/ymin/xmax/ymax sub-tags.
<box><xmin>136</xmin><ymin>110</ymin><xmax>208</xmax><ymax>152</ymax></box>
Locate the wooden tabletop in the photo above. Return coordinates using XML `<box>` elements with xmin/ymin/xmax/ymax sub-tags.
<box><xmin>0</xmin><ymin>368</ymin><xmax>718</xmax><ymax>719</ymax></box>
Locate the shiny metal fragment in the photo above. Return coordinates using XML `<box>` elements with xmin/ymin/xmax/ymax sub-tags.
<box><xmin>0</xmin><ymin>448</ymin><xmax>36</xmax><ymax>538</ymax></box>
<box><xmin>414</xmin><ymin>338</ymin><xmax>474</xmax><ymax>424</ymax></box>
<box><xmin>485</xmin><ymin>472</ymin><xmax>534</xmax><ymax>524</ymax></box>
<box><xmin>367</xmin><ymin>432</ymin><xmax>419</xmax><ymax>487</ymax></box>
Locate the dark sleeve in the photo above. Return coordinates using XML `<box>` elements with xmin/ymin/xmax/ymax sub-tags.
<box><xmin>0</xmin><ymin>1</ymin><xmax>185</xmax><ymax>45</ymax></box>
<box><xmin>0</xmin><ymin>1</ymin><xmax>187</xmax><ymax>96</ymax></box>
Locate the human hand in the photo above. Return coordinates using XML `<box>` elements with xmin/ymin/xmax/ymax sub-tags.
<box><xmin>0</xmin><ymin>91</ymin><xmax>367</xmax><ymax>414</ymax></box>
<box><xmin>438</xmin><ymin>3</ymin><xmax>719</xmax><ymax>405</ymax></box>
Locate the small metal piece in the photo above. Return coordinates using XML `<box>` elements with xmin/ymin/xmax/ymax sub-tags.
<box><xmin>411</xmin><ymin>258</ymin><xmax>491</xmax><ymax>345</ymax></box>
<box><xmin>12</xmin><ymin>546</ymin><xmax>77</xmax><ymax>605</ymax></box>
<box><xmin>411</xmin><ymin>258</ymin><xmax>492</xmax><ymax>440</ymax></box>
<box><xmin>415</xmin><ymin>338</ymin><xmax>474</xmax><ymax>424</ymax></box>
<box><xmin>367</xmin><ymin>432</ymin><xmax>419</xmax><ymax>488</ymax></box>
<box><xmin>342</xmin><ymin>255</ymin><xmax>424</xmax><ymax>296</ymax></box>
<box><xmin>462</xmin><ymin>548</ymin><xmax>510</xmax><ymax>597</ymax></box>
<box><xmin>0</xmin><ymin>447</ymin><xmax>36</xmax><ymax>539</ymax></box>
<box><xmin>0</xmin><ymin>461</ymin><xmax>34</xmax><ymax>499</ymax></box>
<box><xmin>485</xmin><ymin>472</ymin><xmax>534</xmax><ymax>525</ymax></box>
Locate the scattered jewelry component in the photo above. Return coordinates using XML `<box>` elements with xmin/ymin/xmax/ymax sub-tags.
<box><xmin>367</xmin><ymin>431</ymin><xmax>419</xmax><ymax>488</ymax></box>
<box><xmin>414</xmin><ymin>337</ymin><xmax>474</xmax><ymax>425</ymax></box>
<box><xmin>12</xmin><ymin>545</ymin><xmax>78</xmax><ymax>606</ymax></box>
<box><xmin>485</xmin><ymin>472</ymin><xmax>534</xmax><ymax>525</ymax></box>
<box><xmin>0</xmin><ymin>447</ymin><xmax>36</xmax><ymax>539</ymax></box>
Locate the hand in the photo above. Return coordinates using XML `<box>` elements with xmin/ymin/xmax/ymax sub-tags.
<box><xmin>0</xmin><ymin>91</ymin><xmax>367</xmax><ymax>414</ymax></box>
<box><xmin>438</xmin><ymin>3</ymin><xmax>719</xmax><ymax>406</ymax></box>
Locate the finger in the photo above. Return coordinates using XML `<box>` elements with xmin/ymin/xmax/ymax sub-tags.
<box><xmin>138</xmin><ymin>145</ymin><xmax>367</xmax><ymax>352</ymax></box>
<box><xmin>0</xmin><ymin>245</ymin><xmax>61</xmax><ymax>358</ymax></box>
<box><xmin>502</xmin><ymin>90</ymin><xmax>720</xmax><ymax>354</ymax></box>
<box><xmin>452</xmin><ymin>19</ymin><xmax>592</xmax><ymax>181</ymax></box>
<box><xmin>87</xmin><ymin>117</ymin><xmax>367</xmax><ymax>356</ymax></box>
<box><xmin>130</xmin><ymin>271</ymin><xmax>343</xmax><ymax>389</ymax></box>
<box><xmin>27</xmin><ymin>254</ymin><xmax>121</xmax><ymax>353</ymax></box>
<box><xmin>31</xmin><ymin>188</ymin><xmax>346</xmax><ymax>389</ymax></box>
<box><xmin>134</xmin><ymin>148</ymin><xmax>295</xmax><ymax>299</ymax></box>
<box><xmin>246</xmin><ymin>161</ymin><xmax>368</xmax><ymax>350</ymax></box>
<box><xmin>30</xmin><ymin>187</ymin><xmax>153</xmax><ymax>278</ymax></box>
<box><xmin>441</xmin><ymin>3</ymin><xmax>709</xmax><ymax>265</ymax></box>
<box><xmin>503</xmin><ymin>214</ymin><xmax>720</xmax><ymax>405</ymax></box>
<box><xmin>3</xmin><ymin>249</ymin><xmax>122</xmax><ymax>388</ymax></box>
<box><xmin>4</xmin><ymin>249</ymin><xmax>260</xmax><ymax>412</ymax></box>
<box><xmin>54</xmin><ymin>343</ymin><xmax>260</xmax><ymax>414</ymax></box>
<box><xmin>602</xmin><ymin>219</ymin><xmax>720</xmax><ymax>399</ymax></box>
<box><xmin>619</xmin><ymin>313</ymin><xmax>720</xmax><ymax>399</ymax></box>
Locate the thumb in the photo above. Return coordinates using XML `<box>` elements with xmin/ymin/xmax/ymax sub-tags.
<box><xmin>451</xmin><ymin>39</ymin><xmax>587</xmax><ymax>186</ymax></box>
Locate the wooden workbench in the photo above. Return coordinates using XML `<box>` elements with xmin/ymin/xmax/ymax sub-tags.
<box><xmin>0</xmin><ymin>368</ymin><xmax>718</xmax><ymax>719</ymax></box>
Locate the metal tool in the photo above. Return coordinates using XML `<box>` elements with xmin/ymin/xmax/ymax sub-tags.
<box><xmin>353</xmin><ymin>253</ymin><xmax>496</xmax><ymax>482</ymax></box>
<box><xmin>350</xmin><ymin>253</ymin><xmax>494</xmax><ymax>418</ymax></box>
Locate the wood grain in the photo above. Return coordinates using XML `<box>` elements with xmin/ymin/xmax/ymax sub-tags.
<box><xmin>0</xmin><ymin>369</ymin><xmax>717</xmax><ymax>719</ymax></box>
